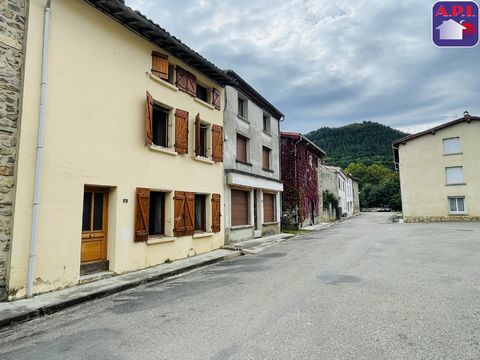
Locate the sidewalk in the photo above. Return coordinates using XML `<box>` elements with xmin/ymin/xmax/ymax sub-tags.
<box><xmin>302</xmin><ymin>223</ymin><xmax>334</xmax><ymax>231</ymax></box>
<box><xmin>223</xmin><ymin>233</ymin><xmax>295</xmax><ymax>254</ymax></box>
<box><xmin>0</xmin><ymin>249</ymin><xmax>241</xmax><ymax>328</ymax></box>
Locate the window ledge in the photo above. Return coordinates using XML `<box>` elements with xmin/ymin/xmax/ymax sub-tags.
<box><xmin>149</xmin><ymin>144</ymin><xmax>178</xmax><ymax>156</ymax></box>
<box><xmin>444</xmin><ymin>152</ymin><xmax>463</xmax><ymax>156</ymax></box>
<box><xmin>262</xmin><ymin>168</ymin><xmax>274</xmax><ymax>173</ymax></box>
<box><xmin>149</xmin><ymin>73</ymin><xmax>178</xmax><ymax>92</ymax></box>
<box><xmin>237</xmin><ymin>114</ymin><xmax>249</xmax><ymax>123</ymax></box>
<box><xmin>194</xmin><ymin>97</ymin><xmax>215</xmax><ymax>110</ymax></box>
<box><xmin>448</xmin><ymin>213</ymin><xmax>469</xmax><ymax>216</ymax></box>
<box><xmin>236</xmin><ymin>160</ymin><xmax>252</xmax><ymax>166</ymax></box>
<box><xmin>146</xmin><ymin>236</ymin><xmax>177</xmax><ymax>245</ymax></box>
<box><xmin>262</xmin><ymin>130</ymin><xmax>272</xmax><ymax>137</ymax></box>
<box><xmin>193</xmin><ymin>155</ymin><xmax>214</xmax><ymax>164</ymax></box>
<box><xmin>230</xmin><ymin>225</ymin><xmax>253</xmax><ymax>230</ymax></box>
<box><xmin>446</xmin><ymin>183</ymin><xmax>466</xmax><ymax>186</ymax></box>
<box><xmin>193</xmin><ymin>232</ymin><xmax>214</xmax><ymax>239</ymax></box>
<box><xmin>263</xmin><ymin>222</ymin><xmax>280</xmax><ymax>226</ymax></box>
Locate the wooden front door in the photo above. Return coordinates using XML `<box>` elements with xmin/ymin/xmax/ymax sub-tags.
<box><xmin>81</xmin><ymin>188</ymin><xmax>108</xmax><ymax>264</ymax></box>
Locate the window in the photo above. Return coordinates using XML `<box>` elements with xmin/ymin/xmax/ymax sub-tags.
<box><xmin>449</xmin><ymin>197</ymin><xmax>466</xmax><ymax>213</ymax></box>
<box><xmin>151</xmin><ymin>52</ymin><xmax>169</xmax><ymax>80</ymax></box>
<box><xmin>443</xmin><ymin>137</ymin><xmax>461</xmax><ymax>155</ymax></box>
<box><xmin>446</xmin><ymin>167</ymin><xmax>465</xmax><ymax>185</ymax></box>
<box><xmin>262</xmin><ymin>146</ymin><xmax>271</xmax><ymax>170</ymax></box>
<box><xmin>167</xmin><ymin>64</ymin><xmax>175</xmax><ymax>84</ymax></box>
<box><xmin>152</xmin><ymin>105</ymin><xmax>169</xmax><ymax>147</ymax></box>
<box><xmin>238</xmin><ymin>96</ymin><xmax>247</xmax><ymax>118</ymax></box>
<box><xmin>199</xmin><ymin>124</ymin><xmax>208</xmax><ymax>157</ymax></box>
<box><xmin>196</xmin><ymin>83</ymin><xmax>208</xmax><ymax>102</ymax></box>
<box><xmin>149</xmin><ymin>192</ymin><xmax>165</xmax><ymax>236</ymax></box>
<box><xmin>231</xmin><ymin>189</ymin><xmax>249</xmax><ymax>226</ymax></box>
<box><xmin>263</xmin><ymin>113</ymin><xmax>271</xmax><ymax>133</ymax></box>
<box><xmin>236</xmin><ymin>134</ymin><xmax>248</xmax><ymax>162</ymax></box>
<box><xmin>263</xmin><ymin>193</ymin><xmax>275</xmax><ymax>223</ymax></box>
<box><xmin>194</xmin><ymin>194</ymin><xmax>206</xmax><ymax>231</ymax></box>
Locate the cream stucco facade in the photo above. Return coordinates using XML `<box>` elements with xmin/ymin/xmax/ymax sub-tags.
<box><xmin>394</xmin><ymin>118</ymin><xmax>480</xmax><ymax>223</ymax></box>
<box><xmin>7</xmin><ymin>0</ymin><xmax>228</xmax><ymax>298</ymax></box>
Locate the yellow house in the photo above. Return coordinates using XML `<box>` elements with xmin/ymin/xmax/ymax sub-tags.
<box><xmin>393</xmin><ymin>115</ymin><xmax>480</xmax><ymax>223</ymax></box>
<box><xmin>5</xmin><ymin>0</ymin><xmax>236</xmax><ymax>299</ymax></box>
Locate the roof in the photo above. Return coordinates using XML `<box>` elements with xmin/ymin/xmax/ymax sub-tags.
<box><xmin>83</xmin><ymin>0</ymin><xmax>236</xmax><ymax>86</ymax></box>
<box><xmin>223</xmin><ymin>70</ymin><xmax>284</xmax><ymax>120</ymax></box>
<box><xmin>281</xmin><ymin>132</ymin><xmax>326</xmax><ymax>157</ymax></box>
<box><xmin>392</xmin><ymin>114</ymin><xmax>480</xmax><ymax>146</ymax></box>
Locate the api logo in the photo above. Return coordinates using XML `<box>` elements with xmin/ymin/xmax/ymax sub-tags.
<box><xmin>433</xmin><ymin>1</ymin><xmax>479</xmax><ymax>47</ymax></box>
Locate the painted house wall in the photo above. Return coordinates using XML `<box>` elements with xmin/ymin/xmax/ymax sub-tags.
<box><xmin>223</xmin><ymin>85</ymin><xmax>282</xmax><ymax>243</ymax></box>
<box><xmin>7</xmin><ymin>0</ymin><xmax>225</xmax><ymax>298</ymax></box>
<box><xmin>397</xmin><ymin>121</ymin><xmax>480</xmax><ymax>222</ymax></box>
<box><xmin>281</xmin><ymin>137</ymin><xmax>321</xmax><ymax>229</ymax></box>
<box><xmin>0</xmin><ymin>0</ymin><xmax>28</xmax><ymax>299</ymax></box>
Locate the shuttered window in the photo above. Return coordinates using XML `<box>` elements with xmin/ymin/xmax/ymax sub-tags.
<box><xmin>174</xmin><ymin>191</ymin><xmax>195</xmax><ymax>237</ymax></box>
<box><xmin>134</xmin><ymin>188</ymin><xmax>150</xmax><ymax>242</ymax></box>
<box><xmin>262</xmin><ymin>146</ymin><xmax>271</xmax><ymax>170</ymax></box>
<box><xmin>176</xmin><ymin>67</ymin><xmax>196</xmax><ymax>96</ymax></box>
<box><xmin>212</xmin><ymin>125</ymin><xmax>223</xmax><ymax>162</ymax></box>
<box><xmin>151</xmin><ymin>52</ymin><xmax>169</xmax><ymax>80</ymax></box>
<box><xmin>231</xmin><ymin>189</ymin><xmax>249</xmax><ymax>226</ymax></box>
<box><xmin>212</xmin><ymin>88</ymin><xmax>221</xmax><ymax>110</ymax></box>
<box><xmin>236</xmin><ymin>134</ymin><xmax>248</xmax><ymax>162</ymax></box>
<box><xmin>263</xmin><ymin>193</ymin><xmax>275</xmax><ymax>223</ymax></box>
<box><xmin>211</xmin><ymin>194</ymin><xmax>221</xmax><ymax>233</ymax></box>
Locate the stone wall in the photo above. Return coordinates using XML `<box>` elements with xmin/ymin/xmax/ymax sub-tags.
<box><xmin>404</xmin><ymin>216</ymin><xmax>480</xmax><ymax>223</ymax></box>
<box><xmin>0</xmin><ymin>0</ymin><xmax>27</xmax><ymax>299</ymax></box>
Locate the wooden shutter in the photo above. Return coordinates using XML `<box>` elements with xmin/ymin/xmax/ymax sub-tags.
<box><xmin>174</xmin><ymin>191</ymin><xmax>186</xmax><ymax>237</ymax></box>
<box><xmin>211</xmin><ymin>194</ymin><xmax>221</xmax><ymax>233</ymax></box>
<box><xmin>145</xmin><ymin>91</ymin><xmax>153</xmax><ymax>145</ymax></box>
<box><xmin>212</xmin><ymin>125</ymin><xmax>223</xmax><ymax>162</ymax></box>
<box><xmin>263</xmin><ymin>193</ymin><xmax>275</xmax><ymax>223</ymax></box>
<box><xmin>186</xmin><ymin>72</ymin><xmax>197</xmax><ymax>97</ymax></box>
<box><xmin>176</xmin><ymin>67</ymin><xmax>188</xmax><ymax>92</ymax></box>
<box><xmin>263</xmin><ymin>147</ymin><xmax>270</xmax><ymax>169</ymax></box>
<box><xmin>194</xmin><ymin>113</ymin><xmax>201</xmax><ymax>156</ymax></box>
<box><xmin>175</xmin><ymin>109</ymin><xmax>189</xmax><ymax>154</ymax></box>
<box><xmin>212</xmin><ymin>88</ymin><xmax>221</xmax><ymax>110</ymax></box>
<box><xmin>231</xmin><ymin>189</ymin><xmax>248</xmax><ymax>226</ymax></box>
<box><xmin>236</xmin><ymin>135</ymin><xmax>247</xmax><ymax>162</ymax></box>
<box><xmin>135</xmin><ymin>188</ymin><xmax>150</xmax><ymax>242</ymax></box>
<box><xmin>185</xmin><ymin>192</ymin><xmax>195</xmax><ymax>235</ymax></box>
<box><xmin>151</xmin><ymin>52</ymin><xmax>168</xmax><ymax>80</ymax></box>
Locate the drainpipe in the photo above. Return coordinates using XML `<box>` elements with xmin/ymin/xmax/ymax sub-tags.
<box><xmin>27</xmin><ymin>0</ymin><xmax>52</xmax><ymax>298</ymax></box>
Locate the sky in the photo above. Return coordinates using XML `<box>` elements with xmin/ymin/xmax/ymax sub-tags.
<box><xmin>125</xmin><ymin>0</ymin><xmax>480</xmax><ymax>134</ymax></box>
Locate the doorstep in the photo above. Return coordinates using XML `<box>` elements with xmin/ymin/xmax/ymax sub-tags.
<box><xmin>0</xmin><ymin>249</ymin><xmax>241</xmax><ymax>329</ymax></box>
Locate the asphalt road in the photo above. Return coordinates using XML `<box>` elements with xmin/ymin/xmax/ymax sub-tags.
<box><xmin>1</xmin><ymin>213</ymin><xmax>480</xmax><ymax>360</ymax></box>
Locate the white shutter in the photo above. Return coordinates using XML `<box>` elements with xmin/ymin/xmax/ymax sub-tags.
<box><xmin>446</xmin><ymin>167</ymin><xmax>464</xmax><ymax>184</ymax></box>
<box><xmin>443</xmin><ymin>138</ymin><xmax>461</xmax><ymax>155</ymax></box>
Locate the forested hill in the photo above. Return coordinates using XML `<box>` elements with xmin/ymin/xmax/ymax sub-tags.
<box><xmin>306</xmin><ymin>121</ymin><xmax>408</xmax><ymax>169</ymax></box>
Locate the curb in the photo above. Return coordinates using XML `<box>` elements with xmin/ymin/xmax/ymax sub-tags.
<box><xmin>0</xmin><ymin>251</ymin><xmax>241</xmax><ymax>329</ymax></box>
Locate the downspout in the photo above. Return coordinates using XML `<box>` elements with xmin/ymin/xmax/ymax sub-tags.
<box><xmin>27</xmin><ymin>0</ymin><xmax>52</xmax><ymax>298</ymax></box>
<box><xmin>278</xmin><ymin>115</ymin><xmax>284</xmax><ymax>231</ymax></box>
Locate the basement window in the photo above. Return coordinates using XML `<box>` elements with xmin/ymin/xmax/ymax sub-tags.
<box><xmin>448</xmin><ymin>197</ymin><xmax>466</xmax><ymax>214</ymax></box>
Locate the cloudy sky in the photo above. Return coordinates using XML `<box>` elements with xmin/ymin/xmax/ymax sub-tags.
<box><xmin>126</xmin><ymin>0</ymin><xmax>479</xmax><ymax>134</ymax></box>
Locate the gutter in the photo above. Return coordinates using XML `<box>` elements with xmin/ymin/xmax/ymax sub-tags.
<box><xmin>27</xmin><ymin>0</ymin><xmax>52</xmax><ymax>298</ymax></box>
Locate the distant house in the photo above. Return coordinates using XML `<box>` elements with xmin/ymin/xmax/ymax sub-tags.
<box><xmin>393</xmin><ymin>114</ymin><xmax>480</xmax><ymax>222</ymax></box>
<box><xmin>281</xmin><ymin>133</ymin><xmax>326</xmax><ymax>229</ymax></box>
<box><xmin>222</xmin><ymin>70</ymin><xmax>284</xmax><ymax>243</ymax></box>
<box><xmin>319</xmin><ymin>166</ymin><xmax>359</xmax><ymax>219</ymax></box>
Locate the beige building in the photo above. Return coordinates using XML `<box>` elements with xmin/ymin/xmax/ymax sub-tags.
<box><xmin>393</xmin><ymin>115</ymin><xmax>480</xmax><ymax>223</ymax></box>
<box><xmin>4</xmin><ymin>0</ymin><xmax>236</xmax><ymax>299</ymax></box>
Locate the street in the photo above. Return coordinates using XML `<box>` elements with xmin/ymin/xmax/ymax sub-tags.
<box><xmin>1</xmin><ymin>213</ymin><xmax>480</xmax><ymax>359</ymax></box>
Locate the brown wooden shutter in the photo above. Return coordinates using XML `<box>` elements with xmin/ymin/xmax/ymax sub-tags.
<box><xmin>186</xmin><ymin>72</ymin><xmax>197</xmax><ymax>97</ymax></box>
<box><xmin>212</xmin><ymin>88</ymin><xmax>221</xmax><ymax>110</ymax></box>
<box><xmin>211</xmin><ymin>194</ymin><xmax>221</xmax><ymax>233</ymax></box>
<box><xmin>184</xmin><ymin>192</ymin><xmax>195</xmax><ymax>235</ymax></box>
<box><xmin>174</xmin><ymin>191</ymin><xmax>186</xmax><ymax>237</ymax></box>
<box><xmin>263</xmin><ymin>193</ymin><xmax>275</xmax><ymax>223</ymax></box>
<box><xmin>176</xmin><ymin>67</ymin><xmax>188</xmax><ymax>92</ymax></box>
<box><xmin>236</xmin><ymin>135</ymin><xmax>247</xmax><ymax>162</ymax></box>
<box><xmin>231</xmin><ymin>189</ymin><xmax>248</xmax><ymax>226</ymax></box>
<box><xmin>194</xmin><ymin>113</ymin><xmax>201</xmax><ymax>156</ymax></box>
<box><xmin>145</xmin><ymin>91</ymin><xmax>153</xmax><ymax>145</ymax></box>
<box><xmin>175</xmin><ymin>109</ymin><xmax>189</xmax><ymax>154</ymax></box>
<box><xmin>212</xmin><ymin>125</ymin><xmax>223</xmax><ymax>162</ymax></box>
<box><xmin>151</xmin><ymin>52</ymin><xmax>168</xmax><ymax>80</ymax></box>
<box><xmin>135</xmin><ymin>188</ymin><xmax>150</xmax><ymax>242</ymax></box>
<box><xmin>263</xmin><ymin>147</ymin><xmax>270</xmax><ymax>169</ymax></box>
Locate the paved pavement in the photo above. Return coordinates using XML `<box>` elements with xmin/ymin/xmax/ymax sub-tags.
<box><xmin>1</xmin><ymin>213</ymin><xmax>480</xmax><ymax>359</ymax></box>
